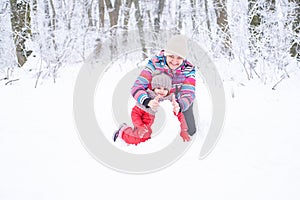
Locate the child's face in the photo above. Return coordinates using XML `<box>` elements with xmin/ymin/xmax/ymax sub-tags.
<box><xmin>154</xmin><ymin>87</ymin><xmax>169</xmax><ymax>97</ymax></box>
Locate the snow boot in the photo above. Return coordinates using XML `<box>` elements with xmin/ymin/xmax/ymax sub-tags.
<box><xmin>113</xmin><ymin>123</ymin><xmax>128</xmax><ymax>142</ymax></box>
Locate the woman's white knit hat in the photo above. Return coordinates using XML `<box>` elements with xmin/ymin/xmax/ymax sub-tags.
<box><xmin>164</xmin><ymin>35</ymin><xmax>188</xmax><ymax>59</ymax></box>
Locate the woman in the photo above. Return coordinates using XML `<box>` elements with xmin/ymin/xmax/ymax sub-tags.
<box><xmin>131</xmin><ymin>35</ymin><xmax>197</xmax><ymax>137</ymax></box>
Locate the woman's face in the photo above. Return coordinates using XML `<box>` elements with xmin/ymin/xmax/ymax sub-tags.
<box><xmin>166</xmin><ymin>55</ymin><xmax>184</xmax><ymax>69</ymax></box>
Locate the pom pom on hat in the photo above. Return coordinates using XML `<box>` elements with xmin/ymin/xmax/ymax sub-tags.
<box><xmin>164</xmin><ymin>35</ymin><xmax>188</xmax><ymax>59</ymax></box>
<box><xmin>151</xmin><ymin>70</ymin><xmax>172</xmax><ymax>91</ymax></box>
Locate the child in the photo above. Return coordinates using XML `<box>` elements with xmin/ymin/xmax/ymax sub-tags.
<box><xmin>113</xmin><ymin>70</ymin><xmax>190</xmax><ymax>145</ymax></box>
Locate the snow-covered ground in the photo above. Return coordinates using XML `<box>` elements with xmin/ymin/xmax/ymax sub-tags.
<box><xmin>1</xmin><ymin>57</ymin><xmax>300</xmax><ymax>200</ymax></box>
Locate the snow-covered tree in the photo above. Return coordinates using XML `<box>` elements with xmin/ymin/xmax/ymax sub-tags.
<box><xmin>1</xmin><ymin>0</ymin><xmax>299</xmax><ymax>85</ymax></box>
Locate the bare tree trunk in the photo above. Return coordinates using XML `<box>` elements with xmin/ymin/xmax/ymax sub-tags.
<box><xmin>43</xmin><ymin>0</ymin><xmax>51</xmax><ymax>26</ymax></box>
<box><xmin>146</xmin><ymin>10</ymin><xmax>152</xmax><ymax>28</ymax></box>
<box><xmin>190</xmin><ymin>0</ymin><xmax>197</xmax><ymax>31</ymax></box>
<box><xmin>104</xmin><ymin>0</ymin><xmax>121</xmax><ymax>28</ymax></box>
<box><xmin>104</xmin><ymin>0</ymin><xmax>114</xmax><ymax>27</ymax></box>
<box><xmin>176</xmin><ymin>0</ymin><xmax>183</xmax><ymax>33</ymax></box>
<box><xmin>9</xmin><ymin>0</ymin><xmax>32</xmax><ymax>67</ymax></box>
<box><xmin>133</xmin><ymin>0</ymin><xmax>147</xmax><ymax>59</ymax></box>
<box><xmin>49</xmin><ymin>0</ymin><xmax>56</xmax><ymax>31</ymax></box>
<box><xmin>42</xmin><ymin>0</ymin><xmax>58</xmax><ymax>51</ymax></box>
<box><xmin>248</xmin><ymin>0</ymin><xmax>261</xmax><ymax>78</ymax></box>
<box><xmin>32</xmin><ymin>0</ymin><xmax>37</xmax><ymax>13</ymax></box>
<box><xmin>288</xmin><ymin>0</ymin><xmax>300</xmax><ymax>60</ymax></box>
<box><xmin>122</xmin><ymin>0</ymin><xmax>133</xmax><ymax>40</ymax></box>
<box><xmin>103</xmin><ymin>0</ymin><xmax>121</xmax><ymax>59</ymax></box>
<box><xmin>248</xmin><ymin>0</ymin><xmax>276</xmax><ymax>78</ymax></box>
<box><xmin>68</xmin><ymin>0</ymin><xmax>76</xmax><ymax>29</ymax></box>
<box><xmin>154</xmin><ymin>0</ymin><xmax>165</xmax><ymax>33</ymax></box>
<box><xmin>204</xmin><ymin>0</ymin><xmax>212</xmax><ymax>35</ymax></box>
<box><xmin>39</xmin><ymin>0</ymin><xmax>58</xmax><ymax>84</ymax></box>
<box><xmin>98</xmin><ymin>0</ymin><xmax>105</xmax><ymax>28</ymax></box>
<box><xmin>84</xmin><ymin>0</ymin><xmax>94</xmax><ymax>27</ymax></box>
<box><xmin>123</xmin><ymin>0</ymin><xmax>132</xmax><ymax>29</ymax></box>
<box><xmin>248</xmin><ymin>1</ymin><xmax>261</xmax><ymax>43</ymax></box>
<box><xmin>213</xmin><ymin>0</ymin><xmax>232</xmax><ymax>57</ymax></box>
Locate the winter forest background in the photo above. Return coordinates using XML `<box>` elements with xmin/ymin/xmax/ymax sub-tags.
<box><xmin>1</xmin><ymin>1</ymin><xmax>300</xmax><ymax>199</ymax></box>
<box><xmin>0</xmin><ymin>0</ymin><xmax>299</xmax><ymax>87</ymax></box>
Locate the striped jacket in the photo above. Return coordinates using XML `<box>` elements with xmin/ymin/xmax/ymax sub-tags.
<box><xmin>131</xmin><ymin>51</ymin><xmax>196</xmax><ymax>112</ymax></box>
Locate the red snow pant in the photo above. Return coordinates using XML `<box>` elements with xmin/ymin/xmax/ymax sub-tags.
<box><xmin>121</xmin><ymin>106</ymin><xmax>189</xmax><ymax>145</ymax></box>
<box><xmin>121</xmin><ymin>106</ymin><xmax>155</xmax><ymax>145</ymax></box>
